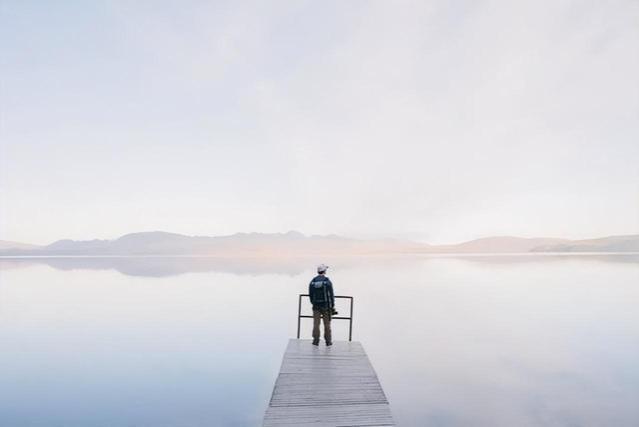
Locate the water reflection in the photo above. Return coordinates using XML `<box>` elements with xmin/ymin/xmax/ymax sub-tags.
<box><xmin>1</xmin><ymin>253</ymin><xmax>637</xmax><ymax>277</ymax></box>
<box><xmin>0</xmin><ymin>256</ymin><xmax>637</xmax><ymax>426</ymax></box>
<box><xmin>0</xmin><ymin>256</ymin><xmax>309</xmax><ymax>277</ymax></box>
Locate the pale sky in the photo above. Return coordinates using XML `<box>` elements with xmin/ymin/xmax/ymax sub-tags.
<box><xmin>1</xmin><ymin>1</ymin><xmax>638</xmax><ymax>245</ymax></box>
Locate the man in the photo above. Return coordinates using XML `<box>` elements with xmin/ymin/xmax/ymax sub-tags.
<box><xmin>309</xmin><ymin>263</ymin><xmax>335</xmax><ymax>346</ymax></box>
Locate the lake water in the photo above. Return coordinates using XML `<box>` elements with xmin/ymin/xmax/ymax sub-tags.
<box><xmin>1</xmin><ymin>255</ymin><xmax>638</xmax><ymax>426</ymax></box>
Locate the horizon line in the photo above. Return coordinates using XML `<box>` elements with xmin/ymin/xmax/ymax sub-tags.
<box><xmin>2</xmin><ymin>229</ymin><xmax>638</xmax><ymax>248</ymax></box>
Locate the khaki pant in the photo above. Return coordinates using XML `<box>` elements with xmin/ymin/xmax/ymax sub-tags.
<box><xmin>312</xmin><ymin>308</ymin><xmax>332</xmax><ymax>343</ymax></box>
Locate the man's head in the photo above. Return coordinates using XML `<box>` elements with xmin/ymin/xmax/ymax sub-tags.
<box><xmin>317</xmin><ymin>264</ymin><xmax>329</xmax><ymax>275</ymax></box>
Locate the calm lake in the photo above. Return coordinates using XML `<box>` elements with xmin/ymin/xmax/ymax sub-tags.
<box><xmin>1</xmin><ymin>255</ymin><xmax>638</xmax><ymax>426</ymax></box>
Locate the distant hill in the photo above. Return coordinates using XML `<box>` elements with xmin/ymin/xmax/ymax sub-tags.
<box><xmin>425</xmin><ymin>236</ymin><xmax>569</xmax><ymax>253</ymax></box>
<box><xmin>529</xmin><ymin>234</ymin><xmax>639</xmax><ymax>253</ymax></box>
<box><xmin>0</xmin><ymin>232</ymin><xmax>637</xmax><ymax>256</ymax></box>
<box><xmin>0</xmin><ymin>231</ymin><xmax>424</xmax><ymax>256</ymax></box>
<box><xmin>0</xmin><ymin>240</ymin><xmax>42</xmax><ymax>251</ymax></box>
<box><xmin>418</xmin><ymin>235</ymin><xmax>639</xmax><ymax>253</ymax></box>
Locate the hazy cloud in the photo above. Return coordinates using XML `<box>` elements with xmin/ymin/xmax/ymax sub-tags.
<box><xmin>1</xmin><ymin>0</ymin><xmax>637</xmax><ymax>244</ymax></box>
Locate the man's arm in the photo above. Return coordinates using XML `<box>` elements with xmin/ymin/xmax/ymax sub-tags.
<box><xmin>328</xmin><ymin>279</ymin><xmax>335</xmax><ymax>308</ymax></box>
<box><xmin>308</xmin><ymin>281</ymin><xmax>314</xmax><ymax>305</ymax></box>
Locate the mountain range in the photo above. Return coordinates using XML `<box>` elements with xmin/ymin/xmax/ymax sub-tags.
<box><xmin>1</xmin><ymin>231</ymin><xmax>638</xmax><ymax>256</ymax></box>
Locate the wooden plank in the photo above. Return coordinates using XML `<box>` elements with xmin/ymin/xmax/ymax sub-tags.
<box><xmin>263</xmin><ymin>339</ymin><xmax>394</xmax><ymax>427</ymax></box>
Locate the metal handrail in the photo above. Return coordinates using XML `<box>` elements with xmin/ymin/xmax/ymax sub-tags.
<box><xmin>296</xmin><ymin>294</ymin><xmax>354</xmax><ymax>341</ymax></box>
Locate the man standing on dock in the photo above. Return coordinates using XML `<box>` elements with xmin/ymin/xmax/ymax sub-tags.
<box><xmin>309</xmin><ymin>264</ymin><xmax>335</xmax><ymax>346</ymax></box>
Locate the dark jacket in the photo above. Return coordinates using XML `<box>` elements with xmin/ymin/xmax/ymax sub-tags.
<box><xmin>308</xmin><ymin>274</ymin><xmax>334</xmax><ymax>310</ymax></box>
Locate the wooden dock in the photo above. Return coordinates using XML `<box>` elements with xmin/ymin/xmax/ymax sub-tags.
<box><xmin>263</xmin><ymin>339</ymin><xmax>395</xmax><ymax>427</ymax></box>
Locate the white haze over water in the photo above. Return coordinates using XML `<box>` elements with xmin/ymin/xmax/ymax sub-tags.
<box><xmin>1</xmin><ymin>1</ymin><xmax>638</xmax><ymax>244</ymax></box>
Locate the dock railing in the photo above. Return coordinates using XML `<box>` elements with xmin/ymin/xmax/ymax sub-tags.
<box><xmin>296</xmin><ymin>294</ymin><xmax>354</xmax><ymax>341</ymax></box>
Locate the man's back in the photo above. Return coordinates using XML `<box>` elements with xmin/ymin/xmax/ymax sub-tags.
<box><xmin>309</xmin><ymin>274</ymin><xmax>334</xmax><ymax>309</ymax></box>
